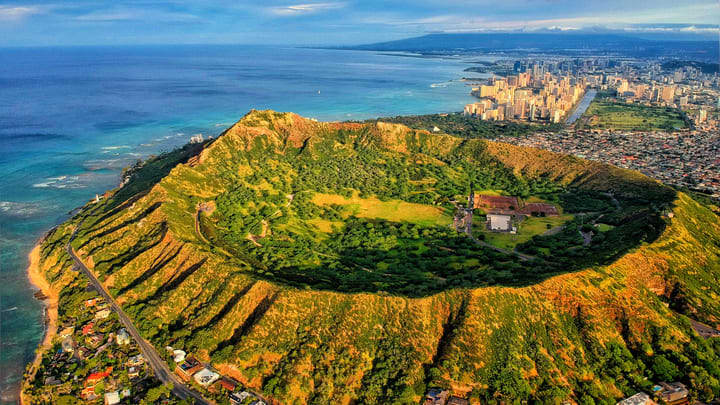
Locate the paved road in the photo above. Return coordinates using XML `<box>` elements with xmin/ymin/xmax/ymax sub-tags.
<box><xmin>67</xmin><ymin>225</ymin><xmax>211</xmax><ymax>405</ymax></box>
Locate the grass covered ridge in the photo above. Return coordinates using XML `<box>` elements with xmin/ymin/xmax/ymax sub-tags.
<box><xmin>31</xmin><ymin>110</ymin><xmax>720</xmax><ymax>404</ymax></box>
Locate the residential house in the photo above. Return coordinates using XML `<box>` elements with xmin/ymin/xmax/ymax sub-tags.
<box><xmin>447</xmin><ymin>397</ymin><xmax>470</xmax><ymax>405</ymax></box>
<box><xmin>218</xmin><ymin>378</ymin><xmax>238</xmax><ymax>392</ymax></box>
<box><xmin>77</xmin><ymin>346</ymin><xmax>93</xmax><ymax>360</ymax></box>
<box><xmin>87</xmin><ymin>333</ymin><xmax>105</xmax><ymax>348</ymax></box>
<box><xmin>81</xmin><ymin>386</ymin><xmax>98</xmax><ymax>401</ymax></box>
<box><xmin>173</xmin><ymin>349</ymin><xmax>187</xmax><ymax>363</ymax></box>
<box><xmin>59</xmin><ymin>326</ymin><xmax>75</xmax><ymax>338</ymax></box>
<box><xmin>85</xmin><ymin>367</ymin><xmax>113</xmax><ymax>386</ymax></box>
<box><xmin>83</xmin><ymin>367</ymin><xmax>113</xmax><ymax>400</ymax></box>
<box><xmin>194</xmin><ymin>368</ymin><xmax>220</xmax><ymax>387</ymax></box>
<box><xmin>95</xmin><ymin>309</ymin><xmax>111</xmax><ymax>319</ymax></box>
<box><xmin>175</xmin><ymin>357</ymin><xmax>203</xmax><ymax>382</ymax></box>
<box><xmin>116</xmin><ymin>328</ymin><xmax>131</xmax><ymax>345</ymax></box>
<box><xmin>424</xmin><ymin>388</ymin><xmax>450</xmax><ymax>405</ymax></box>
<box><xmin>658</xmin><ymin>382</ymin><xmax>689</xmax><ymax>405</ymax></box>
<box><xmin>128</xmin><ymin>366</ymin><xmax>140</xmax><ymax>379</ymax></box>
<box><xmin>81</xmin><ymin>322</ymin><xmax>94</xmax><ymax>336</ymax></box>
<box><xmin>230</xmin><ymin>391</ymin><xmax>254</xmax><ymax>405</ymax></box>
<box><xmin>104</xmin><ymin>391</ymin><xmax>121</xmax><ymax>405</ymax></box>
<box><xmin>617</xmin><ymin>392</ymin><xmax>657</xmax><ymax>405</ymax></box>
<box><xmin>128</xmin><ymin>354</ymin><xmax>144</xmax><ymax>367</ymax></box>
<box><xmin>61</xmin><ymin>336</ymin><xmax>74</xmax><ymax>354</ymax></box>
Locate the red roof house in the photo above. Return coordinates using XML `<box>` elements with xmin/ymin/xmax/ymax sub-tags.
<box><xmin>85</xmin><ymin>367</ymin><xmax>113</xmax><ymax>386</ymax></box>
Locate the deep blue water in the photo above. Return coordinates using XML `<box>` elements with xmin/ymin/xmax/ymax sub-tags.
<box><xmin>0</xmin><ymin>45</ymin><xmax>483</xmax><ymax>402</ymax></box>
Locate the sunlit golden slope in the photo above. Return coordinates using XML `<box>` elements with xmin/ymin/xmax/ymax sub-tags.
<box><xmin>34</xmin><ymin>111</ymin><xmax>720</xmax><ymax>404</ymax></box>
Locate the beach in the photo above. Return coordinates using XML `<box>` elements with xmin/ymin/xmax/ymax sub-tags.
<box><xmin>21</xmin><ymin>243</ymin><xmax>58</xmax><ymax>405</ymax></box>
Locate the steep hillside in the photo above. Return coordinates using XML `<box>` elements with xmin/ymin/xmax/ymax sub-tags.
<box><xmin>31</xmin><ymin>111</ymin><xmax>720</xmax><ymax>404</ymax></box>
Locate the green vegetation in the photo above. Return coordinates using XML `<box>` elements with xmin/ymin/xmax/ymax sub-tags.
<box><xmin>30</xmin><ymin>111</ymin><xmax>720</xmax><ymax>405</ymax></box>
<box><xmin>312</xmin><ymin>192</ymin><xmax>452</xmax><ymax>227</ymax></box>
<box><xmin>662</xmin><ymin>60</ymin><xmax>720</xmax><ymax>74</ymax></box>
<box><xmin>463</xmin><ymin>62</ymin><xmax>515</xmax><ymax>77</ymax></box>
<box><xmin>475</xmin><ymin>214</ymin><xmax>574</xmax><ymax>250</ymax></box>
<box><xmin>367</xmin><ymin>112</ymin><xmax>562</xmax><ymax>139</ymax></box>
<box><xmin>23</xmin><ymin>238</ymin><xmax>190</xmax><ymax>404</ymax></box>
<box><xmin>112</xmin><ymin>140</ymin><xmax>210</xmax><ymax>207</ymax></box>
<box><xmin>579</xmin><ymin>100</ymin><xmax>690</xmax><ymax>131</ymax></box>
<box><xmin>203</xmin><ymin>120</ymin><xmax>672</xmax><ymax>295</ymax></box>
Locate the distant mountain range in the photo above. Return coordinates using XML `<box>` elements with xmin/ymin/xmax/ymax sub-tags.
<box><xmin>341</xmin><ymin>33</ymin><xmax>719</xmax><ymax>61</ymax></box>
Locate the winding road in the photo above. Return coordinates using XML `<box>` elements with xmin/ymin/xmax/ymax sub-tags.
<box><xmin>67</xmin><ymin>224</ymin><xmax>211</xmax><ymax>405</ymax></box>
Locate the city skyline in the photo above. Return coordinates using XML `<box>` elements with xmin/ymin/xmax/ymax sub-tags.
<box><xmin>1</xmin><ymin>0</ymin><xmax>718</xmax><ymax>46</ymax></box>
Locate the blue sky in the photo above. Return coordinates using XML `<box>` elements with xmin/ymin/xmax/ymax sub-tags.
<box><xmin>1</xmin><ymin>0</ymin><xmax>718</xmax><ymax>46</ymax></box>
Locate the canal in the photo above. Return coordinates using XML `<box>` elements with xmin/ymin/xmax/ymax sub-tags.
<box><xmin>566</xmin><ymin>89</ymin><xmax>597</xmax><ymax>124</ymax></box>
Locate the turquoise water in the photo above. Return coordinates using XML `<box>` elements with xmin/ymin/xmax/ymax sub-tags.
<box><xmin>0</xmin><ymin>45</ymin><xmax>481</xmax><ymax>402</ymax></box>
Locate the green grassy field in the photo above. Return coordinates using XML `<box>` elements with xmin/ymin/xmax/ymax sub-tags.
<box><xmin>581</xmin><ymin>100</ymin><xmax>689</xmax><ymax>131</ymax></box>
<box><xmin>476</xmin><ymin>214</ymin><xmax>574</xmax><ymax>250</ymax></box>
<box><xmin>596</xmin><ymin>223</ymin><xmax>615</xmax><ymax>232</ymax></box>
<box><xmin>312</xmin><ymin>192</ymin><xmax>452</xmax><ymax>227</ymax></box>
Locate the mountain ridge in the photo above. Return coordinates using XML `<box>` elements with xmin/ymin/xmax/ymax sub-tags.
<box><xmin>27</xmin><ymin>110</ymin><xmax>720</xmax><ymax>404</ymax></box>
<box><xmin>337</xmin><ymin>32</ymin><xmax>719</xmax><ymax>60</ymax></box>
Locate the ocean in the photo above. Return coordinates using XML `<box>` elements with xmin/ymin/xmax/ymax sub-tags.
<box><xmin>0</xmin><ymin>44</ymin><xmax>483</xmax><ymax>402</ymax></box>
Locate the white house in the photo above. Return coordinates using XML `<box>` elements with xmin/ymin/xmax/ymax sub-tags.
<box><xmin>173</xmin><ymin>349</ymin><xmax>187</xmax><ymax>363</ymax></box>
<box><xmin>104</xmin><ymin>391</ymin><xmax>121</xmax><ymax>405</ymax></box>
<box><xmin>616</xmin><ymin>392</ymin><xmax>657</xmax><ymax>405</ymax></box>
<box><xmin>116</xmin><ymin>328</ymin><xmax>130</xmax><ymax>345</ymax></box>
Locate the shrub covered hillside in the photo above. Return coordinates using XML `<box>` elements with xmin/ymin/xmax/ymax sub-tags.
<box><xmin>34</xmin><ymin>110</ymin><xmax>720</xmax><ymax>404</ymax></box>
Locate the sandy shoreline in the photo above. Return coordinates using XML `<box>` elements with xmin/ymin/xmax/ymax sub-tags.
<box><xmin>22</xmin><ymin>242</ymin><xmax>58</xmax><ymax>405</ymax></box>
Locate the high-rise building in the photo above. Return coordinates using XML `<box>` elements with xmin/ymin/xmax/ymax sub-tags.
<box><xmin>618</xmin><ymin>80</ymin><xmax>629</xmax><ymax>94</ymax></box>
<box><xmin>698</xmin><ymin>109</ymin><xmax>708</xmax><ymax>123</ymax></box>
<box><xmin>661</xmin><ymin>86</ymin><xmax>675</xmax><ymax>103</ymax></box>
<box><xmin>480</xmin><ymin>85</ymin><xmax>496</xmax><ymax>98</ymax></box>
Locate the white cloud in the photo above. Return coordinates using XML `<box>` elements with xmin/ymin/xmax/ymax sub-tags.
<box><xmin>74</xmin><ymin>9</ymin><xmax>200</xmax><ymax>22</ymax></box>
<box><xmin>75</xmin><ymin>11</ymin><xmax>137</xmax><ymax>21</ymax></box>
<box><xmin>0</xmin><ymin>5</ymin><xmax>42</xmax><ymax>21</ymax></box>
<box><xmin>269</xmin><ymin>2</ymin><xmax>345</xmax><ymax>16</ymax></box>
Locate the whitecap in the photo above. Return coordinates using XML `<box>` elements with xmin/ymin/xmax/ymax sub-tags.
<box><xmin>101</xmin><ymin>145</ymin><xmax>130</xmax><ymax>151</ymax></box>
<box><xmin>0</xmin><ymin>201</ymin><xmax>49</xmax><ymax>217</ymax></box>
<box><xmin>32</xmin><ymin>175</ymin><xmax>86</xmax><ymax>190</ymax></box>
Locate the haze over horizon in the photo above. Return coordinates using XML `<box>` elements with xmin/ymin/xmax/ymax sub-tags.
<box><xmin>1</xmin><ymin>0</ymin><xmax>718</xmax><ymax>47</ymax></box>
